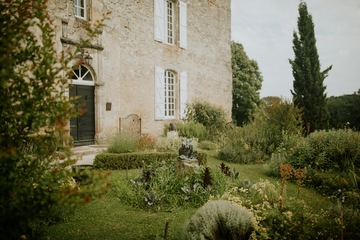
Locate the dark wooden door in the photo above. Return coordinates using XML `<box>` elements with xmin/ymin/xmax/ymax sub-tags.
<box><xmin>70</xmin><ymin>85</ymin><xmax>95</xmax><ymax>146</ymax></box>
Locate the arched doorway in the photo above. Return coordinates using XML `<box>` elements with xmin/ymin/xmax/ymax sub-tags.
<box><xmin>70</xmin><ymin>64</ymin><xmax>95</xmax><ymax>146</ymax></box>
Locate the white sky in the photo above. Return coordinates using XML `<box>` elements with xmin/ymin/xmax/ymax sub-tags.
<box><xmin>231</xmin><ymin>0</ymin><xmax>360</xmax><ymax>98</ymax></box>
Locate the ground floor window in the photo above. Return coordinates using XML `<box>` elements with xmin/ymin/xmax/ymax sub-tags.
<box><xmin>155</xmin><ymin>66</ymin><xmax>187</xmax><ymax>120</ymax></box>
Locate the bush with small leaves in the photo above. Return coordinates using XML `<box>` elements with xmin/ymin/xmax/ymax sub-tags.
<box><xmin>107</xmin><ymin>133</ymin><xmax>138</xmax><ymax>153</ymax></box>
<box><xmin>185</xmin><ymin>200</ymin><xmax>255</xmax><ymax>240</ymax></box>
<box><xmin>186</xmin><ymin>101</ymin><xmax>227</xmax><ymax>137</ymax></box>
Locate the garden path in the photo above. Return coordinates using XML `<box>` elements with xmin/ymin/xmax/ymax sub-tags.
<box><xmin>71</xmin><ymin>145</ymin><xmax>107</xmax><ymax>166</ymax></box>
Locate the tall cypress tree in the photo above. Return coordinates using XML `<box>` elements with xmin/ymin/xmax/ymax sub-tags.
<box><xmin>289</xmin><ymin>2</ymin><xmax>332</xmax><ymax>134</ymax></box>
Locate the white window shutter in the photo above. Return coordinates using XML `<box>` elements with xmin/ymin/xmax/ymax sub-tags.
<box><xmin>179</xmin><ymin>71</ymin><xmax>188</xmax><ymax>119</ymax></box>
<box><xmin>155</xmin><ymin>66</ymin><xmax>165</xmax><ymax>120</ymax></box>
<box><xmin>154</xmin><ymin>0</ymin><xmax>165</xmax><ymax>42</ymax></box>
<box><xmin>179</xmin><ymin>1</ymin><xmax>187</xmax><ymax>49</ymax></box>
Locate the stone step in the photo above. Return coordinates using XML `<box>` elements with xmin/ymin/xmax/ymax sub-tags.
<box><xmin>71</xmin><ymin>145</ymin><xmax>107</xmax><ymax>157</ymax></box>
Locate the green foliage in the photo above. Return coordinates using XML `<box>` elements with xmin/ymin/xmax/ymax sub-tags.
<box><xmin>289</xmin><ymin>2</ymin><xmax>332</xmax><ymax>134</ymax></box>
<box><xmin>219</xmin><ymin>98</ymin><xmax>303</xmax><ymax>164</ymax></box>
<box><xmin>196</xmin><ymin>150</ymin><xmax>208</xmax><ymax>166</ymax></box>
<box><xmin>112</xmin><ymin>161</ymin><xmax>227</xmax><ymax>210</ymax></box>
<box><xmin>185</xmin><ymin>101</ymin><xmax>227</xmax><ymax>136</ymax></box>
<box><xmin>218</xmin><ymin>124</ymin><xmax>268</xmax><ymax>164</ymax></box>
<box><xmin>272</xmin><ymin>129</ymin><xmax>360</xmax><ymax>194</ymax></box>
<box><xmin>172</xmin><ymin>121</ymin><xmax>209</xmax><ymax>141</ymax></box>
<box><xmin>198</xmin><ymin>140</ymin><xmax>217</xmax><ymax>150</ymax></box>
<box><xmin>327</xmin><ymin>91</ymin><xmax>360</xmax><ymax>130</ymax></box>
<box><xmin>106</xmin><ymin>133</ymin><xmax>138</xmax><ymax>153</ymax></box>
<box><xmin>256</xmin><ymin>97</ymin><xmax>303</xmax><ymax>154</ymax></box>
<box><xmin>155</xmin><ymin>136</ymin><xmax>182</xmax><ymax>152</ymax></box>
<box><xmin>185</xmin><ymin>200</ymin><xmax>255</xmax><ymax>240</ymax></box>
<box><xmin>220</xmin><ymin>162</ymin><xmax>240</xmax><ymax>179</ymax></box>
<box><xmin>289</xmin><ymin>129</ymin><xmax>360</xmax><ymax>171</ymax></box>
<box><xmin>135</xmin><ymin>134</ymin><xmax>156</xmax><ymax>151</ymax></box>
<box><xmin>93</xmin><ymin>152</ymin><xmax>178</xmax><ymax>170</ymax></box>
<box><xmin>0</xmin><ymin>1</ymin><xmax>107</xmax><ymax>238</ymax></box>
<box><xmin>231</xmin><ymin>41</ymin><xmax>263</xmax><ymax>126</ymax></box>
<box><xmin>223</xmin><ymin>179</ymin><xmax>359</xmax><ymax>239</ymax></box>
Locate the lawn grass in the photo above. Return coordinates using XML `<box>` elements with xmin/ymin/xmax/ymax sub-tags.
<box><xmin>40</xmin><ymin>150</ymin><xmax>331</xmax><ymax>239</ymax></box>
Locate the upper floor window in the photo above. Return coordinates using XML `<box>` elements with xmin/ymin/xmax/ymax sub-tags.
<box><xmin>154</xmin><ymin>0</ymin><xmax>187</xmax><ymax>48</ymax></box>
<box><xmin>166</xmin><ymin>1</ymin><xmax>174</xmax><ymax>44</ymax></box>
<box><xmin>74</xmin><ymin>0</ymin><xmax>86</xmax><ymax>20</ymax></box>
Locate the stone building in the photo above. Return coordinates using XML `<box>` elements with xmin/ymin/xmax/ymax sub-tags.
<box><xmin>48</xmin><ymin>0</ymin><xmax>232</xmax><ymax>146</ymax></box>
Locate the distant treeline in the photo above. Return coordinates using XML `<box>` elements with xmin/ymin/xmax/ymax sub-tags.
<box><xmin>327</xmin><ymin>90</ymin><xmax>360</xmax><ymax>130</ymax></box>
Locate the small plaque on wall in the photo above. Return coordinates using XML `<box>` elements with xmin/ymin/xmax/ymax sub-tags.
<box><xmin>106</xmin><ymin>102</ymin><xmax>112</xmax><ymax>111</ymax></box>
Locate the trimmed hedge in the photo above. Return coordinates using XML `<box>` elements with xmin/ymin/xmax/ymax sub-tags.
<box><xmin>94</xmin><ymin>151</ymin><xmax>208</xmax><ymax>170</ymax></box>
<box><xmin>94</xmin><ymin>152</ymin><xmax>177</xmax><ymax>170</ymax></box>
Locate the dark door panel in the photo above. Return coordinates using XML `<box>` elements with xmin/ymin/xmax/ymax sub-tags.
<box><xmin>70</xmin><ymin>85</ymin><xmax>95</xmax><ymax>146</ymax></box>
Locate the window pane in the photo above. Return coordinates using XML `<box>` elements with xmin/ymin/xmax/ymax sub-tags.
<box><xmin>166</xmin><ymin>1</ymin><xmax>174</xmax><ymax>44</ymax></box>
<box><xmin>72</xmin><ymin>69</ymin><xmax>80</xmax><ymax>80</ymax></box>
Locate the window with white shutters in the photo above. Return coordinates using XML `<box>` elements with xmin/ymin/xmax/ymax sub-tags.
<box><xmin>155</xmin><ymin>67</ymin><xmax>188</xmax><ymax>120</ymax></box>
<box><xmin>154</xmin><ymin>0</ymin><xmax>187</xmax><ymax>48</ymax></box>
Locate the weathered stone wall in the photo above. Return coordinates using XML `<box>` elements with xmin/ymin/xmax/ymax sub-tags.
<box><xmin>48</xmin><ymin>0</ymin><xmax>232</xmax><ymax>142</ymax></box>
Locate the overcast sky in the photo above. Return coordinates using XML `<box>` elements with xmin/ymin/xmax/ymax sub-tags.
<box><xmin>231</xmin><ymin>0</ymin><xmax>360</xmax><ymax>98</ymax></box>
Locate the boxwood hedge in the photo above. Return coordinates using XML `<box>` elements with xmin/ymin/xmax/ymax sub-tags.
<box><xmin>93</xmin><ymin>151</ymin><xmax>207</xmax><ymax>170</ymax></box>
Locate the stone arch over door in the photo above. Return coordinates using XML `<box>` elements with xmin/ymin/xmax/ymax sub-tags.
<box><xmin>69</xmin><ymin>64</ymin><xmax>95</xmax><ymax>146</ymax></box>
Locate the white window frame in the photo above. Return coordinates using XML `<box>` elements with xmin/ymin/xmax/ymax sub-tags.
<box><xmin>71</xmin><ymin>65</ymin><xmax>94</xmax><ymax>86</ymax></box>
<box><xmin>155</xmin><ymin>67</ymin><xmax>187</xmax><ymax>120</ymax></box>
<box><xmin>74</xmin><ymin>0</ymin><xmax>86</xmax><ymax>20</ymax></box>
<box><xmin>165</xmin><ymin>1</ymin><xmax>175</xmax><ymax>45</ymax></box>
<box><xmin>164</xmin><ymin>70</ymin><xmax>175</xmax><ymax>118</ymax></box>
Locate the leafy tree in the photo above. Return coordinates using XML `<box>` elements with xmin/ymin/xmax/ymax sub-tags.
<box><xmin>255</xmin><ymin>97</ymin><xmax>303</xmax><ymax>153</ymax></box>
<box><xmin>0</xmin><ymin>1</ymin><xmax>107</xmax><ymax>239</ymax></box>
<box><xmin>186</xmin><ymin>100</ymin><xmax>226</xmax><ymax>137</ymax></box>
<box><xmin>289</xmin><ymin>2</ymin><xmax>332</xmax><ymax>134</ymax></box>
<box><xmin>327</xmin><ymin>90</ymin><xmax>360</xmax><ymax>130</ymax></box>
<box><xmin>231</xmin><ymin>41</ymin><xmax>263</xmax><ymax>126</ymax></box>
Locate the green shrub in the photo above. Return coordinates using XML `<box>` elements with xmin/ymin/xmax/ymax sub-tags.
<box><xmin>286</xmin><ymin>129</ymin><xmax>360</xmax><ymax>193</ymax></box>
<box><xmin>218</xmin><ymin>125</ymin><xmax>268</xmax><ymax>164</ymax></box>
<box><xmin>185</xmin><ymin>200</ymin><xmax>255</xmax><ymax>240</ymax></box>
<box><xmin>255</xmin><ymin>97</ymin><xmax>303</xmax><ymax>153</ymax></box>
<box><xmin>174</xmin><ymin>121</ymin><xmax>209</xmax><ymax>141</ymax></box>
<box><xmin>186</xmin><ymin>101</ymin><xmax>227</xmax><ymax>136</ymax></box>
<box><xmin>112</xmin><ymin>161</ymin><xmax>227</xmax><ymax>210</ymax></box>
<box><xmin>289</xmin><ymin>129</ymin><xmax>360</xmax><ymax>171</ymax></box>
<box><xmin>198</xmin><ymin>140</ymin><xmax>218</xmax><ymax>150</ymax></box>
<box><xmin>196</xmin><ymin>150</ymin><xmax>208</xmax><ymax>166</ymax></box>
<box><xmin>223</xmin><ymin>179</ymin><xmax>355</xmax><ymax>239</ymax></box>
<box><xmin>93</xmin><ymin>152</ymin><xmax>178</xmax><ymax>170</ymax></box>
<box><xmin>107</xmin><ymin>133</ymin><xmax>138</xmax><ymax>153</ymax></box>
<box><xmin>135</xmin><ymin>134</ymin><xmax>156</xmax><ymax>151</ymax></box>
<box><xmin>155</xmin><ymin>136</ymin><xmax>182</xmax><ymax>152</ymax></box>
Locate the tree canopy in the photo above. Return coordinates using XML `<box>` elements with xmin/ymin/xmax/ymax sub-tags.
<box><xmin>289</xmin><ymin>2</ymin><xmax>332</xmax><ymax>134</ymax></box>
<box><xmin>327</xmin><ymin>90</ymin><xmax>360</xmax><ymax>130</ymax></box>
<box><xmin>231</xmin><ymin>41</ymin><xmax>263</xmax><ymax>126</ymax></box>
